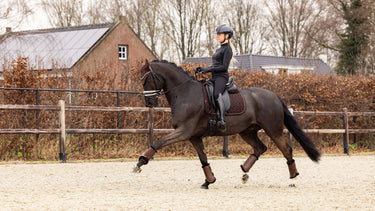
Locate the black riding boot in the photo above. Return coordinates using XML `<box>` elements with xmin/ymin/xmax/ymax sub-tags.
<box><xmin>216</xmin><ymin>94</ymin><xmax>226</xmax><ymax>132</ymax></box>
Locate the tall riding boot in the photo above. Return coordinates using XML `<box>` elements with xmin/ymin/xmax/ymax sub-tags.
<box><xmin>216</xmin><ymin>94</ymin><xmax>226</xmax><ymax>132</ymax></box>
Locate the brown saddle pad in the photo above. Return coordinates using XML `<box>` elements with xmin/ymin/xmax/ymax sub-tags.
<box><xmin>202</xmin><ymin>85</ymin><xmax>246</xmax><ymax>116</ymax></box>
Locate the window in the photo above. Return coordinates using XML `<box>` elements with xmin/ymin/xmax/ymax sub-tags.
<box><xmin>118</xmin><ymin>45</ymin><xmax>128</xmax><ymax>61</ymax></box>
<box><xmin>301</xmin><ymin>69</ymin><xmax>312</xmax><ymax>74</ymax></box>
<box><xmin>278</xmin><ymin>68</ymin><xmax>288</xmax><ymax>75</ymax></box>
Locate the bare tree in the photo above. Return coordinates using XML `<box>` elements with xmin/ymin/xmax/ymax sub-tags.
<box><xmin>0</xmin><ymin>0</ymin><xmax>33</xmax><ymax>31</ymax></box>
<box><xmin>125</xmin><ymin>0</ymin><xmax>149</xmax><ymax>38</ymax></box>
<box><xmin>84</xmin><ymin>1</ymin><xmax>110</xmax><ymax>24</ymax></box>
<box><xmin>264</xmin><ymin>0</ymin><xmax>327</xmax><ymax>57</ymax></box>
<box><xmin>142</xmin><ymin>0</ymin><xmax>164</xmax><ymax>58</ymax></box>
<box><xmin>162</xmin><ymin>0</ymin><xmax>208</xmax><ymax>62</ymax></box>
<box><xmin>41</xmin><ymin>0</ymin><xmax>84</xmax><ymax>27</ymax></box>
<box><xmin>200</xmin><ymin>0</ymin><xmax>218</xmax><ymax>56</ymax></box>
<box><xmin>226</xmin><ymin>0</ymin><xmax>267</xmax><ymax>55</ymax></box>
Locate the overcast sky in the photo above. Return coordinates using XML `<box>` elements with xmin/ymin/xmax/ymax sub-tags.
<box><xmin>1</xmin><ymin>0</ymin><xmax>53</xmax><ymax>33</ymax></box>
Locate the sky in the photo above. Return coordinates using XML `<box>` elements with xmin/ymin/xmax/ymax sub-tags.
<box><xmin>1</xmin><ymin>0</ymin><xmax>52</xmax><ymax>34</ymax></box>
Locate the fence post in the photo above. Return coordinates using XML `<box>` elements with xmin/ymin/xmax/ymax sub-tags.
<box><xmin>148</xmin><ymin>107</ymin><xmax>154</xmax><ymax>147</ymax></box>
<box><xmin>222</xmin><ymin>136</ymin><xmax>229</xmax><ymax>158</ymax></box>
<box><xmin>342</xmin><ymin>108</ymin><xmax>349</xmax><ymax>155</ymax></box>
<box><xmin>288</xmin><ymin>108</ymin><xmax>294</xmax><ymax>151</ymax></box>
<box><xmin>36</xmin><ymin>89</ymin><xmax>39</xmax><ymax>141</ymax></box>
<box><xmin>116</xmin><ymin>91</ymin><xmax>120</xmax><ymax>129</ymax></box>
<box><xmin>59</xmin><ymin>100</ymin><xmax>67</xmax><ymax>162</ymax></box>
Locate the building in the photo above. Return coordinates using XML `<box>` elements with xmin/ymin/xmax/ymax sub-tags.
<box><xmin>183</xmin><ymin>54</ymin><xmax>334</xmax><ymax>75</ymax></box>
<box><xmin>0</xmin><ymin>16</ymin><xmax>157</xmax><ymax>77</ymax></box>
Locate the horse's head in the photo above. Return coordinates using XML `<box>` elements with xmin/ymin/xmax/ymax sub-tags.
<box><xmin>139</xmin><ymin>59</ymin><xmax>162</xmax><ymax>107</ymax></box>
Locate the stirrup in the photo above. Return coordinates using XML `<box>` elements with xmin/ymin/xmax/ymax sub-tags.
<box><xmin>217</xmin><ymin>120</ymin><xmax>226</xmax><ymax>132</ymax></box>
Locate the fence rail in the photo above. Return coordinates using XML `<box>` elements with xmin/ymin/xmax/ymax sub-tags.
<box><xmin>0</xmin><ymin>101</ymin><xmax>374</xmax><ymax>161</ymax></box>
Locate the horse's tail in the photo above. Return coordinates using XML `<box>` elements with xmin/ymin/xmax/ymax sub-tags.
<box><xmin>278</xmin><ymin>96</ymin><xmax>321</xmax><ymax>162</ymax></box>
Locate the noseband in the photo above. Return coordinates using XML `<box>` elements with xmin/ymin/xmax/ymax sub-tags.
<box><xmin>140</xmin><ymin>65</ymin><xmax>192</xmax><ymax>97</ymax></box>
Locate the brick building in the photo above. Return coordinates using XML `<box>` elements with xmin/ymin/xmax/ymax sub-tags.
<box><xmin>0</xmin><ymin>16</ymin><xmax>157</xmax><ymax>78</ymax></box>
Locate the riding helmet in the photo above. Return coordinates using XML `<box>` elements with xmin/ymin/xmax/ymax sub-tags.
<box><xmin>216</xmin><ymin>24</ymin><xmax>233</xmax><ymax>38</ymax></box>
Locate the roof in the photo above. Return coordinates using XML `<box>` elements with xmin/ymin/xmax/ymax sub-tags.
<box><xmin>0</xmin><ymin>23</ymin><xmax>115</xmax><ymax>71</ymax></box>
<box><xmin>183</xmin><ymin>54</ymin><xmax>334</xmax><ymax>75</ymax></box>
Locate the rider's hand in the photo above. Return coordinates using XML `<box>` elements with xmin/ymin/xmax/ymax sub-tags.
<box><xmin>195</xmin><ymin>67</ymin><xmax>202</xmax><ymax>74</ymax></box>
<box><xmin>200</xmin><ymin>67</ymin><xmax>211</xmax><ymax>73</ymax></box>
<box><xmin>195</xmin><ymin>67</ymin><xmax>211</xmax><ymax>74</ymax></box>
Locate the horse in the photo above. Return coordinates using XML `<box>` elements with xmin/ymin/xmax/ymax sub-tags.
<box><xmin>134</xmin><ymin>59</ymin><xmax>321</xmax><ymax>189</ymax></box>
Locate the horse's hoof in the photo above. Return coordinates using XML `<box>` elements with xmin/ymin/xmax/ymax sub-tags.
<box><xmin>241</xmin><ymin>174</ymin><xmax>249</xmax><ymax>184</ymax></box>
<box><xmin>201</xmin><ymin>181</ymin><xmax>210</xmax><ymax>189</ymax></box>
<box><xmin>133</xmin><ymin>166</ymin><xmax>142</xmax><ymax>173</ymax></box>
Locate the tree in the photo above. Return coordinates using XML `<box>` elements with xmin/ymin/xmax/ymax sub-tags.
<box><xmin>125</xmin><ymin>0</ymin><xmax>164</xmax><ymax>58</ymax></box>
<box><xmin>41</xmin><ymin>0</ymin><xmax>84</xmax><ymax>27</ymax></box>
<box><xmin>200</xmin><ymin>0</ymin><xmax>217</xmax><ymax>56</ymax></box>
<box><xmin>162</xmin><ymin>0</ymin><xmax>208</xmax><ymax>61</ymax></box>
<box><xmin>264</xmin><ymin>0</ymin><xmax>327</xmax><ymax>57</ymax></box>
<box><xmin>226</xmin><ymin>0</ymin><xmax>267</xmax><ymax>55</ymax></box>
<box><xmin>335</xmin><ymin>0</ymin><xmax>373</xmax><ymax>75</ymax></box>
<box><xmin>0</xmin><ymin>0</ymin><xmax>33</xmax><ymax>32</ymax></box>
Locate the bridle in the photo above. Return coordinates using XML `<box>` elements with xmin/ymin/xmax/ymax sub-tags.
<box><xmin>141</xmin><ymin>65</ymin><xmax>162</xmax><ymax>97</ymax></box>
<box><xmin>140</xmin><ymin>65</ymin><xmax>192</xmax><ymax>97</ymax></box>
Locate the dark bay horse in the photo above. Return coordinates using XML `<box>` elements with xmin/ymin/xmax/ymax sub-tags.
<box><xmin>134</xmin><ymin>60</ymin><xmax>321</xmax><ymax>189</ymax></box>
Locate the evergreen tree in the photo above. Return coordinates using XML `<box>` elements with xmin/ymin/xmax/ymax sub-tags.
<box><xmin>337</xmin><ymin>0</ymin><xmax>370</xmax><ymax>75</ymax></box>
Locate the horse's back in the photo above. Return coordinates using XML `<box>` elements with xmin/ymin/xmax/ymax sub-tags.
<box><xmin>241</xmin><ymin>87</ymin><xmax>282</xmax><ymax>107</ymax></box>
<box><xmin>239</xmin><ymin>87</ymin><xmax>284</xmax><ymax>133</ymax></box>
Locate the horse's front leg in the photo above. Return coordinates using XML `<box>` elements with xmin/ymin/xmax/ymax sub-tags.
<box><xmin>190</xmin><ymin>137</ymin><xmax>216</xmax><ymax>189</ymax></box>
<box><xmin>133</xmin><ymin>128</ymin><xmax>188</xmax><ymax>173</ymax></box>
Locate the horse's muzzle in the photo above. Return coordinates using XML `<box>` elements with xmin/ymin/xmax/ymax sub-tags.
<box><xmin>145</xmin><ymin>96</ymin><xmax>158</xmax><ymax>107</ymax></box>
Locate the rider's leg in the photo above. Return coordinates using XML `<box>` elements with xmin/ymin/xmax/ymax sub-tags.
<box><xmin>213</xmin><ymin>77</ymin><xmax>227</xmax><ymax>131</ymax></box>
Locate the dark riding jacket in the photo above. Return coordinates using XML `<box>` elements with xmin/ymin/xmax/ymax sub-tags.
<box><xmin>208</xmin><ymin>43</ymin><xmax>232</xmax><ymax>80</ymax></box>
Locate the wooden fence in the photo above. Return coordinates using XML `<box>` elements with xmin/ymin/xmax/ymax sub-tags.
<box><xmin>0</xmin><ymin>100</ymin><xmax>374</xmax><ymax>162</ymax></box>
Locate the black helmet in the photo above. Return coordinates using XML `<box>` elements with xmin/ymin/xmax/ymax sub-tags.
<box><xmin>216</xmin><ymin>24</ymin><xmax>233</xmax><ymax>39</ymax></box>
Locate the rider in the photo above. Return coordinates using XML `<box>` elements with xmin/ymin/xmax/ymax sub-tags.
<box><xmin>195</xmin><ymin>24</ymin><xmax>233</xmax><ymax>131</ymax></box>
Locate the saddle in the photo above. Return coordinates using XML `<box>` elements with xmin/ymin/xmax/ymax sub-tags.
<box><xmin>202</xmin><ymin>77</ymin><xmax>246</xmax><ymax>116</ymax></box>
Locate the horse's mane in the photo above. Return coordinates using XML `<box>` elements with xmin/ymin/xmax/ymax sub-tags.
<box><xmin>151</xmin><ymin>60</ymin><xmax>195</xmax><ymax>79</ymax></box>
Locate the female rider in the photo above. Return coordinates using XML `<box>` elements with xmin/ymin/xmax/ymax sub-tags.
<box><xmin>196</xmin><ymin>24</ymin><xmax>233</xmax><ymax>131</ymax></box>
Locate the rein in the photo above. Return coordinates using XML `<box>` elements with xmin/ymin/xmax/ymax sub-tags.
<box><xmin>141</xmin><ymin>65</ymin><xmax>192</xmax><ymax>97</ymax></box>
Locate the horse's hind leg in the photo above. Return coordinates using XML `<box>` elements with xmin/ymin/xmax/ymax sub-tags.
<box><xmin>239</xmin><ymin>130</ymin><xmax>267</xmax><ymax>183</ymax></box>
<box><xmin>269</xmin><ymin>134</ymin><xmax>299</xmax><ymax>180</ymax></box>
<box><xmin>190</xmin><ymin>137</ymin><xmax>216</xmax><ymax>189</ymax></box>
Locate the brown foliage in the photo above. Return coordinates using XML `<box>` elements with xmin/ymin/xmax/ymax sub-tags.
<box><xmin>0</xmin><ymin>58</ymin><xmax>374</xmax><ymax>161</ymax></box>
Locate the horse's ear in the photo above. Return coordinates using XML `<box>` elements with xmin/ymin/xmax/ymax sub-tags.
<box><xmin>138</xmin><ymin>61</ymin><xmax>143</xmax><ymax>69</ymax></box>
<box><xmin>140</xmin><ymin>59</ymin><xmax>150</xmax><ymax>78</ymax></box>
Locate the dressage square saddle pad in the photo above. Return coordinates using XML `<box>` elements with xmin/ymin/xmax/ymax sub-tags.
<box><xmin>202</xmin><ymin>84</ymin><xmax>246</xmax><ymax>116</ymax></box>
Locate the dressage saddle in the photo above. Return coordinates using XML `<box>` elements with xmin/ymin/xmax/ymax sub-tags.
<box><xmin>203</xmin><ymin>77</ymin><xmax>239</xmax><ymax>113</ymax></box>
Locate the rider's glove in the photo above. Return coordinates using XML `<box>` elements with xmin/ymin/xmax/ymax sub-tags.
<box><xmin>195</xmin><ymin>67</ymin><xmax>211</xmax><ymax>74</ymax></box>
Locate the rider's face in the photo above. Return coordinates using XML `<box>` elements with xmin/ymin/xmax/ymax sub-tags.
<box><xmin>216</xmin><ymin>33</ymin><xmax>225</xmax><ymax>43</ymax></box>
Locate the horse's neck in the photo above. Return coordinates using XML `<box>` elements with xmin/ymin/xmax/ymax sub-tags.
<box><xmin>154</xmin><ymin>63</ymin><xmax>192</xmax><ymax>91</ymax></box>
<box><xmin>153</xmin><ymin>63</ymin><xmax>200</xmax><ymax>107</ymax></box>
